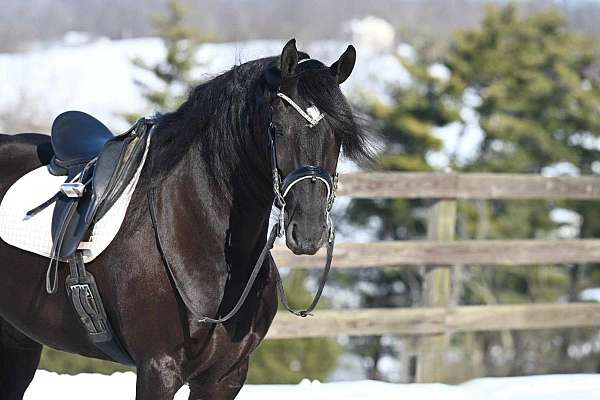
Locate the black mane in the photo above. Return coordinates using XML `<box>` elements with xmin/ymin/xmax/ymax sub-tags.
<box><xmin>294</xmin><ymin>60</ymin><xmax>373</xmax><ymax>164</ymax></box>
<box><xmin>137</xmin><ymin>55</ymin><xmax>373</xmax><ymax>205</ymax></box>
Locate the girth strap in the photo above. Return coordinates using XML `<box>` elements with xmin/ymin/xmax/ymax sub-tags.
<box><xmin>66</xmin><ymin>252</ymin><xmax>134</xmax><ymax>365</ymax></box>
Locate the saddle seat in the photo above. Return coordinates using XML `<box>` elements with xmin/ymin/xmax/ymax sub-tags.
<box><xmin>46</xmin><ymin>111</ymin><xmax>154</xmax><ymax>260</ymax></box>
<box><xmin>48</xmin><ymin>111</ymin><xmax>115</xmax><ymax>176</ymax></box>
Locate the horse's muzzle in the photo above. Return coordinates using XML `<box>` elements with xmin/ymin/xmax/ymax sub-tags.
<box><xmin>285</xmin><ymin>219</ymin><xmax>328</xmax><ymax>255</ymax></box>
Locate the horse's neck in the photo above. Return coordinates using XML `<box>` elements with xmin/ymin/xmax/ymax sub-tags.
<box><xmin>167</xmin><ymin>142</ymin><xmax>273</xmax><ymax>267</ymax></box>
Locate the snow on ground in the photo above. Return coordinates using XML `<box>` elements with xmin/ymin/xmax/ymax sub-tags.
<box><xmin>580</xmin><ymin>287</ymin><xmax>600</xmax><ymax>302</ymax></box>
<box><xmin>25</xmin><ymin>371</ymin><xmax>600</xmax><ymax>400</ymax></box>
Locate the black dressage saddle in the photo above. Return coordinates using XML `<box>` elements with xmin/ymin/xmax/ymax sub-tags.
<box><xmin>32</xmin><ymin>111</ymin><xmax>154</xmax><ymax>366</ymax></box>
<box><xmin>48</xmin><ymin>111</ymin><xmax>152</xmax><ymax>259</ymax></box>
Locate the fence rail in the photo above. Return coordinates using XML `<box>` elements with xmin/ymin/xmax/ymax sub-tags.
<box><xmin>268</xmin><ymin>172</ymin><xmax>600</xmax><ymax>383</ymax></box>
<box><xmin>337</xmin><ymin>172</ymin><xmax>600</xmax><ymax>199</ymax></box>
<box><xmin>267</xmin><ymin>303</ymin><xmax>600</xmax><ymax>339</ymax></box>
<box><xmin>272</xmin><ymin>239</ymin><xmax>600</xmax><ymax>268</ymax></box>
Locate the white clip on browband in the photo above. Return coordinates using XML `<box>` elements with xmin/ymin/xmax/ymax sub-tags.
<box><xmin>276</xmin><ymin>92</ymin><xmax>324</xmax><ymax>128</ymax></box>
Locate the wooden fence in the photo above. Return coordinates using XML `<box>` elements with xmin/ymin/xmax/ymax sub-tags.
<box><xmin>266</xmin><ymin>172</ymin><xmax>600</xmax><ymax>383</ymax></box>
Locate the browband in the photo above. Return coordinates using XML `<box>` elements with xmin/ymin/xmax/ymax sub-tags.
<box><xmin>276</xmin><ymin>92</ymin><xmax>324</xmax><ymax>128</ymax></box>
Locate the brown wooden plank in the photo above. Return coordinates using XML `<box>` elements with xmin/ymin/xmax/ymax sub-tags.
<box><xmin>446</xmin><ymin>303</ymin><xmax>600</xmax><ymax>333</ymax></box>
<box><xmin>337</xmin><ymin>172</ymin><xmax>600</xmax><ymax>200</ymax></box>
<box><xmin>267</xmin><ymin>307</ymin><xmax>447</xmax><ymax>339</ymax></box>
<box><xmin>417</xmin><ymin>199</ymin><xmax>456</xmax><ymax>383</ymax></box>
<box><xmin>272</xmin><ymin>239</ymin><xmax>600</xmax><ymax>268</ymax></box>
<box><xmin>267</xmin><ymin>303</ymin><xmax>600</xmax><ymax>339</ymax></box>
<box><xmin>337</xmin><ymin>172</ymin><xmax>458</xmax><ymax>199</ymax></box>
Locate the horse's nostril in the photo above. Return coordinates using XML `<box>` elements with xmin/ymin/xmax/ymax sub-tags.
<box><xmin>291</xmin><ymin>222</ymin><xmax>299</xmax><ymax>244</ymax></box>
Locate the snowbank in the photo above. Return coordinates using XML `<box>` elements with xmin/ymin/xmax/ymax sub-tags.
<box><xmin>25</xmin><ymin>371</ymin><xmax>600</xmax><ymax>400</ymax></box>
<box><xmin>0</xmin><ymin>37</ymin><xmax>408</xmax><ymax>132</ymax></box>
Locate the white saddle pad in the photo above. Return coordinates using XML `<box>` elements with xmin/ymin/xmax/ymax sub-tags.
<box><xmin>0</xmin><ymin>140</ymin><xmax>150</xmax><ymax>263</ymax></box>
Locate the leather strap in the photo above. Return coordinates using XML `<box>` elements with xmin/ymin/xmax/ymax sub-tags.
<box><xmin>274</xmin><ymin>229</ymin><xmax>335</xmax><ymax>317</ymax></box>
<box><xmin>46</xmin><ymin>199</ymin><xmax>78</xmax><ymax>293</ymax></box>
<box><xmin>276</xmin><ymin>92</ymin><xmax>324</xmax><ymax>127</ymax></box>
<box><xmin>280</xmin><ymin>165</ymin><xmax>334</xmax><ymax>200</ymax></box>
<box><xmin>148</xmin><ymin>188</ymin><xmax>334</xmax><ymax>323</ymax></box>
<box><xmin>148</xmin><ymin>188</ymin><xmax>276</xmax><ymax>324</ymax></box>
<box><xmin>66</xmin><ymin>252</ymin><xmax>134</xmax><ymax>365</ymax></box>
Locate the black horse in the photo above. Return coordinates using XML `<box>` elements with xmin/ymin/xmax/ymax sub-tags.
<box><xmin>0</xmin><ymin>39</ymin><xmax>371</xmax><ymax>399</ymax></box>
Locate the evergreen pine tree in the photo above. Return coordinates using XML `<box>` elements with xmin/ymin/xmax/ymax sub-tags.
<box><xmin>446</xmin><ymin>4</ymin><xmax>600</xmax><ymax>307</ymax></box>
<box><xmin>131</xmin><ymin>0</ymin><xmax>204</xmax><ymax>117</ymax></box>
<box><xmin>444</xmin><ymin>5</ymin><xmax>600</xmax><ymax>376</ymax></box>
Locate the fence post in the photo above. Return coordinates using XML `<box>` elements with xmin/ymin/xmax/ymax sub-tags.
<box><xmin>416</xmin><ymin>198</ymin><xmax>457</xmax><ymax>383</ymax></box>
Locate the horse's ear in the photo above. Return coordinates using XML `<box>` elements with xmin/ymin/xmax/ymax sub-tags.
<box><xmin>280</xmin><ymin>38</ymin><xmax>299</xmax><ymax>78</ymax></box>
<box><xmin>330</xmin><ymin>45</ymin><xmax>356</xmax><ymax>84</ymax></box>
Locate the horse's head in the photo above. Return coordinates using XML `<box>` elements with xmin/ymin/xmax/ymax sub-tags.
<box><xmin>264</xmin><ymin>39</ymin><xmax>361</xmax><ymax>255</ymax></box>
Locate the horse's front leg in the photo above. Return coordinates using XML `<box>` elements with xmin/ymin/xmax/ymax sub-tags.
<box><xmin>0</xmin><ymin>319</ymin><xmax>43</xmax><ymax>400</ymax></box>
<box><xmin>187</xmin><ymin>358</ymin><xmax>249</xmax><ymax>400</ymax></box>
<box><xmin>136</xmin><ymin>355</ymin><xmax>185</xmax><ymax>400</ymax></box>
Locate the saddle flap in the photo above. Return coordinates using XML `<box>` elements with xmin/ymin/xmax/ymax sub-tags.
<box><xmin>92</xmin><ymin>123</ymin><xmax>149</xmax><ymax>221</ymax></box>
<box><xmin>50</xmin><ymin>121</ymin><xmax>152</xmax><ymax>259</ymax></box>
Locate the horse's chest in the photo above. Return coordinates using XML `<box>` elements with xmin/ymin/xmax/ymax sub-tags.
<box><xmin>183</xmin><ymin>274</ymin><xmax>277</xmax><ymax>378</ymax></box>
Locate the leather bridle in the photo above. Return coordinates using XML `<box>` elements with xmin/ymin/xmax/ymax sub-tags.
<box><xmin>148</xmin><ymin>87</ymin><xmax>338</xmax><ymax>324</ymax></box>
<box><xmin>269</xmin><ymin>91</ymin><xmax>338</xmax><ymax>241</ymax></box>
<box><xmin>265</xmin><ymin>90</ymin><xmax>338</xmax><ymax>318</ymax></box>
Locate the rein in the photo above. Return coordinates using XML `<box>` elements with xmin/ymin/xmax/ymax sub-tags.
<box><xmin>148</xmin><ymin>89</ymin><xmax>337</xmax><ymax>324</ymax></box>
<box><xmin>149</xmin><ymin>191</ymin><xmax>335</xmax><ymax>323</ymax></box>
